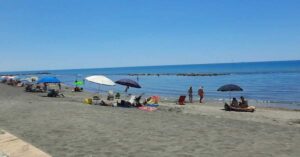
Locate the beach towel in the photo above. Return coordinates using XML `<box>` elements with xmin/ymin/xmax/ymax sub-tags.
<box><xmin>145</xmin><ymin>104</ymin><xmax>159</xmax><ymax>107</ymax></box>
<box><xmin>138</xmin><ymin>106</ymin><xmax>158</xmax><ymax>112</ymax></box>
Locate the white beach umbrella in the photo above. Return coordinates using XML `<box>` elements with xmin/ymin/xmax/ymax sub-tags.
<box><xmin>85</xmin><ymin>75</ymin><xmax>115</xmax><ymax>94</ymax></box>
<box><xmin>2</xmin><ymin>76</ymin><xmax>16</xmax><ymax>80</ymax></box>
<box><xmin>22</xmin><ymin>76</ymin><xmax>39</xmax><ymax>82</ymax></box>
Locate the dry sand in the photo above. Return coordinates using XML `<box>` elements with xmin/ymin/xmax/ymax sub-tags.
<box><xmin>0</xmin><ymin>83</ymin><xmax>300</xmax><ymax>157</ymax></box>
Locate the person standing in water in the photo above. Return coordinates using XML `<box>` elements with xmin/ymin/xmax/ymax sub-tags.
<box><xmin>198</xmin><ymin>86</ymin><xmax>204</xmax><ymax>103</ymax></box>
<box><xmin>188</xmin><ymin>86</ymin><xmax>193</xmax><ymax>103</ymax></box>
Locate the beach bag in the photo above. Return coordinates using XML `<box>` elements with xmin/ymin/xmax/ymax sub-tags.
<box><xmin>84</xmin><ymin>98</ymin><xmax>92</xmax><ymax>105</ymax></box>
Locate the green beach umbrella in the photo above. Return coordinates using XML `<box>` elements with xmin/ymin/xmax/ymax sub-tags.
<box><xmin>74</xmin><ymin>80</ymin><xmax>84</xmax><ymax>86</ymax></box>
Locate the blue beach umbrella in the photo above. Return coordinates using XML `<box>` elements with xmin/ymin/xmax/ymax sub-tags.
<box><xmin>115</xmin><ymin>79</ymin><xmax>141</xmax><ymax>88</ymax></box>
<box><xmin>217</xmin><ymin>84</ymin><xmax>243</xmax><ymax>92</ymax></box>
<box><xmin>217</xmin><ymin>84</ymin><xmax>243</xmax><ymax>100</ymax></box>
<box><xmin>115</xmin><ymin>79</ymin><xmax>141</xmax><ymax>92</ymax></box>
<box><xmin>37</xmin><ymin>77</ymin><xmax>61</xmax><ymax>84</ymax></box>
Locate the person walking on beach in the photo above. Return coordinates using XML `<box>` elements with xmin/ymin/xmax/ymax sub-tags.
<box><xmin>188</xmin><ymin>86</ymin><xmax>193</xmax><ymax>103</ymax></box>
<box><xmin>198</xmin><ymin>86</ymin><xmax>204</xmax><ymax>103</ymax></box>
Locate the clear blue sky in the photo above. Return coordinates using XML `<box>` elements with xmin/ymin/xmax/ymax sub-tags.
<box><xmin>0</xmin><ymin>0</ymin><xmax>299</xmax><ymax>72</ymax></box>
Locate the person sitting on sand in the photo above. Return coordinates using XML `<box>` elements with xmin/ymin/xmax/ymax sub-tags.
<box><xmin>73</xmin><ymin>86</ymin><xmax>83</xmax><ymax>92</ymax></box>
<box><xmin>239</xmin><ymin>96</ymin><xmax>249</xmax><ymax>108</ymax></box>
<box><xmin>230</xmin><ymin>97</ymin><xmax>239</xmax><ymax>107</ymax></box>
<box><xmin>43</xmin><ymin>83</ymin><xmax>48</xmax><ymax>92</ymax></box>
<box><xmin>25</xmin><ymin>84</ymin><xmax>33</xmax><ymax>92</ymax></box>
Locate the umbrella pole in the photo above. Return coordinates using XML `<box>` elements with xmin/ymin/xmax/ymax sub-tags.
<box><xmin>98</xmin><ymin>84</ymin><xmax>101</xmax><ymax>96</ymax></box>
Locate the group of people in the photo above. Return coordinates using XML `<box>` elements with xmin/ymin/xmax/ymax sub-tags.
<box><xmin>187</xmin><ymin>86</ymin><xmax>249</xmax><ymax>109</ymax></box>
<box><xmin>230</xmin><ymin>96</ymin><xmax>248</xmax><ymax>108</ymax></box>
<box><xmin>188</xmin><ymin>86</ymin><xmax>204</xmax><ymax>103</ymax></box>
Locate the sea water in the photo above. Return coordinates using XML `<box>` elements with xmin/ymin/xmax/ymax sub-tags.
<box><xmin>1</xmin><ymin>60</ymin><xmax>300</xmax><ymax>109</ymax></box>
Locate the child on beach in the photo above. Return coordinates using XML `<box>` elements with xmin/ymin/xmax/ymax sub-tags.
<box><xmin>188</xmin><ymin>86</ymin><xmax>193</xmax><ymax>103</ymax></box>
<box><xmin>198</xmin><ymin>86</ymin><xmax>204</xmax><ymax>103</ymax></box>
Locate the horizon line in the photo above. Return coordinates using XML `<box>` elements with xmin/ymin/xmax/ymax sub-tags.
<box><xmin>0</xmin><ymin>59</ymin><xmax>299</xmax><ymax>73</ymax></box>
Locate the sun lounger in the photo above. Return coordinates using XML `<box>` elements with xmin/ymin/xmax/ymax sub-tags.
<box><xmin>118</xmin><ymin>100</ymin><xmax>134</xmax><ymax>108</ymax></box>
<box><xmin>93</xmin><ymin>96</ymin><xmax>101</xmax><ymax>105</ymax></box>
<box><xmin>100</xmin><ymin>100</ymin><xmax>114</xmax><ymax>106</ymax></box>
<box><xmin>107</xmin><ymin>90</ymin><xmax>114</xmax><ymax>100</ymax></box>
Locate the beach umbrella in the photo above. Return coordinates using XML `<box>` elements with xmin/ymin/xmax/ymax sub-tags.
<box><xmin>217</xmin><ymin>84</ymin><xmax>243</xmax><ymax>100</ymax></box>
<box><xmin>22</xmin><ymin>76</ymin><xmax>38</xmax><ymax>83</ymax></box>
<box><xmin>74</xmin><ymin>80</ymin><xmax>84</xmax><ymax>86</ymax></box>
<box><xmin>115</xmin><ymin>79</ymin><xmax>141</xmax><ymax>92</ymax></box>
<box><xmin>85</xmin><ymin>75</ymin><xmax>115</xmax><ymax>94</ymax></box>
<box><xmin>37</xmin><ymin>77</ymin><xmax>61</xmax><ymax>84</ymax></box>
<box><xmin>217</xmin><ymin>84</ymin><xmax>243</xmax><ymax>92</ymax></box>
<box><xmin>3</xmin><ymin>76</ymin><xmax>16</xmax><ymax>80</ymax></box>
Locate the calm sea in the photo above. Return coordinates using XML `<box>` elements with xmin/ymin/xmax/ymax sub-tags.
<box><xmin>2</xmin><ymin>60</ymin><xmax>300</xmax><ymax>109</ymax></box>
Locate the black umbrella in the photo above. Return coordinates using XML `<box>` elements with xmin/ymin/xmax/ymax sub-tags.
<box><xmin>217</xmin><ymin>84</ymin><xmax>243</xmax><ymax>92</ymax></box>
<box><xmin>217</xmin><ymin>84</ymin><xmax>243</xmax><ymax>100</ymax></box>
<box><xmin>115</xmin><ymin>79</ymin><xmax>141</xmax><ymax>92</ymax></box>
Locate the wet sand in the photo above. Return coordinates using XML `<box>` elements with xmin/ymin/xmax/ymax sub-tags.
<box><xmin>0</xmin><ymin>83</ymin><xmax>300</xmax><ymax>157</ymax></box>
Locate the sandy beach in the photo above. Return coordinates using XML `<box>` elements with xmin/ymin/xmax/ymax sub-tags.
<box><xmin>0</xmin><ymin>83</ymin><xmax>300</xmax><ymax>157</ymax></box>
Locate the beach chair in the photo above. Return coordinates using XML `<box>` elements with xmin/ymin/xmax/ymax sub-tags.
<box><xmin>128</xmin><ymin>95</ymin><xmax>136</xmax><ymax>104</ymax></box>
<box><xmin>107</xmin><ymin>90</ymin><xmax>114</xmax><ymax>100</ymax></box>
<box><xmin>177</xmin><ymin>95</ymin><xmax>186</xmax><ymax>105</ymax></box>
<box><xmin>134</xmin><ymin>93</ymin><xmax>145</xmax><ymax>107</ymax></box>
<box><xmin>93</xmin><ymin>96</ymin><xmax>101</xmax><ymax>105</ymax></box>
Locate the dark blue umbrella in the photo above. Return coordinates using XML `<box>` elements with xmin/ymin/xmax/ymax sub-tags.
<box><xmin>37</xmin><ymin>77</ymin><xmax>61</xmax><ymax>84</ymax></box>
<box><xmin>217</xmin><ymin>84</ymin><xmax>243</xmax><ymax>92</ymax></box>
<box><xmin>115</xmin><ymin>79</ymin><xmax>141</xmax><ymax>92</ymax></box>
<box><xmin>218</xmin><ymin>84</ymin><xmax>243</xmax><ymax>100</ymax></box>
